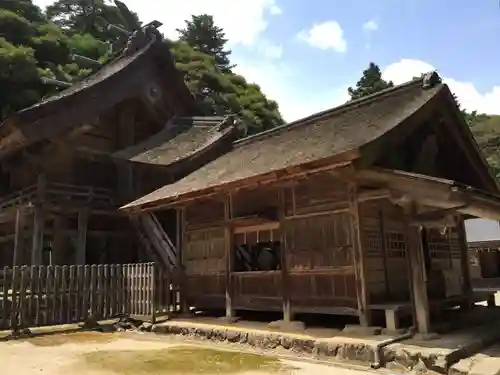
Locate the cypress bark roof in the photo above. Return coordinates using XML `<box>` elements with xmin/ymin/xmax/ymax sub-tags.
<box><xmin>112</xmin><ymin>116</ymin><xmax>236</xmax><ymax>166</ymax></box>
<box><xmin>0</xmin><ymin>36</ymin><xmax>197</xmax><ymax>159</ymax></box>
<box><xmin>122</xmin><ymin>73</ymin><xmax>451</xmax><ymax>211</ymax></box>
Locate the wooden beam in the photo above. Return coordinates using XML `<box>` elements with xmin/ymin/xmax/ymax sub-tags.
<box><xmin>405</xmin><ymin>205</ymin><xmax>431</xmax><ymax>334</ymax></box>
<box><xmin>279</xmin><ymin>187</ymin><xmax>292</xmax><ymax>322</ymax></box>
<box><xmin>357</xmin><ymin>188</ymin><xmax>392</xmax><ymax>202</ymax></box>
<box><xmin>12</xmin><ymin>208</ymin><xmax>24</xmax><ymax>266</ymax></box>
<box><xmin>224</xmin><ymin>193</ymin><xmax>234</xmax><ymax>318</ymax></box>
<box><xmin>348</xmin><ymin>183</ymin><xmax>370</xmax><ymax>326</ymax></box>
<box><xmin>76</xmin><ymin>209</ymin><xmax>89</xmax><ymax>265</ymax></box>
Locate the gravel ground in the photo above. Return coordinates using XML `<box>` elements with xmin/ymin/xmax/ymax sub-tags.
<box><xmin>0</xmin><ymin>331</ymin><xmax>389</xmax><ymax>375</ymax></box>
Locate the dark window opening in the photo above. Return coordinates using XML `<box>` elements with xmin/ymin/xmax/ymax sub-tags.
<box><xmin>233</xmin><ymin>226</ymin><xmax>281</xmax><ymax>272</ymax></box>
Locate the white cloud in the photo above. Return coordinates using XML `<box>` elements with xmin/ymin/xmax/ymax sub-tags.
<box><xmin>363</xmin><ymin>19</ymin><xmax>378</xmax><ymax>32</ymax></box>
<box><xmin>257</xmin><ymin>40</ymin><xmax>283</xmax><ymax>59</ymax></box>
<box><xmin>234</xmin><ymin>60</ymin><xmax>349</xmax><ymax>122</ymax></box>
<box><xmin>34</xmin><ymin>0</ymin><xmax>281</xmax><ymax>46</ymax></box>
<box><xmin>383</xmin><ymin>58</ymin><xmax>500</xmax><ymax>115</ymax></box>
<box><xmin>297</xmin><ymin>21</ymin><xmax>347</xmax><ymax>53</ymax></box>
<box><xmin>269</xmin><ymin>5</ymin><xmax>283</xmax><ymax>15</ymax></box>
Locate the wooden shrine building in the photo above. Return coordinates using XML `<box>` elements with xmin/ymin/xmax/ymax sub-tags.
<box><xmin>122</xmin><ymin>72</ymin><xmax>500</xmax><ymax>334</ymax></box>
<box><xmin>0</xmin><ymin>16</ymin><xmax>236</xmax><ymax>268</ymax></box>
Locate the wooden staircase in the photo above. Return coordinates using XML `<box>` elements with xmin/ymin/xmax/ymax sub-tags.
<box><xmin>130</xmin><ymin>213</ymin><xmax>177</xmax><ymax>270</ymax></box>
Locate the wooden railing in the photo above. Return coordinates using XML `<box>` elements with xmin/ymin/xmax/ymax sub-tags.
<box><xmin>0</xmin><ymin>182</ymin><xmax>114</xmax><ymax>212</ymax></box>
<box><xmin>0</xmin><ymin>263</ymin><xmax>179</xmax><ymax>331</ymax></box>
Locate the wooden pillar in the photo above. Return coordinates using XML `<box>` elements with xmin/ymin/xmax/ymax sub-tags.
<box><xmin>52</xmin><ymin>214</ymin><xmax>66</xmax><ymax>264</ymax></box>
<box><xmin>348</xmin><ymin>184</ymin><xmax>370</xmax><ymax>326</ymax></box>
<box><xmin>31</xmin><ymin>174</ymin><xmax>46</xmax><ymax>266</ymax></box>
<box><xmin>406</xmin><ymin>206</ymin><xmax>431</xmax><ymax>334</ymax></box>
<box><xmin>177</xmin><ymin>208</ymin><xmax>189</xmax><ymax>314</ymax></box>
<box><xmin>12</xmin><ymin>208</ymin><xmax>24</xmax><ymax>266</ymax></box>
<box><xmin>279</xmin><ymin>188</ymin><xmax>292</xmax><ymax>322</ymax></box>
<box><xmin>456</xmin><ymin>215</ymin><xmax>473</xmax><ymax>310</ymax></box>
<box><xmin>457</xmin><ymin>216</ymin><xmax>472</xmax><ymax>293</ymax></box>
<box><xmin>31</xmin><ymin>206</ymin><xmax>45</xmax><ymax>265</ymax></box>
<box><xmin>76</xmin><ymin>209</ymin><xmax>89</xmax><ymax>265</ymax></box>
<box><xmin>224</xmin><ymin>193</ymin><xmax>234</xmax><ymax>318</ymax></box>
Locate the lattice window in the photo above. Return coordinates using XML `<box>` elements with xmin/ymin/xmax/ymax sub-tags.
<box><xmin>364</xmin><ymin>230</ymin><xmax>382</xmax><ymax>258</ymax></box>
<box><xmin>385</xmin><ymin>232</ymin><xmax>407</xmax><ymax>258</ymax></box>
<box><xmin>427</xmin><ymin>228</ymin><xmax>450</xmax><ymax>259</ymax></box>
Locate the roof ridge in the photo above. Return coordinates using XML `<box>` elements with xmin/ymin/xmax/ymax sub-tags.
<box><xmin>235</xmin><ymin>72</ymin><xmax>440</xmax><ymax>148</ymax></box>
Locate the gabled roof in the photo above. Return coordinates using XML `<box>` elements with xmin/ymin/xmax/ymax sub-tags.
<box><xmin>0</xmin><ymin>35</ymin><xmax>197</xmax><ymax>159</ymax></box>
<box><xmin>112</xmin><ymin>116</ymin><xmax>236</xmax><ymax>167</ymax></box>
<box><xmin>123</xmin><ymin>73</ymin><xmax>455</xmax><ymax>211</ymax></box>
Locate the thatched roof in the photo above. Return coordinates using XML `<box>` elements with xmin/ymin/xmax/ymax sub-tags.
<box><xmin>113</xmin><ymin>116</ymin><xmax>235</xmax><ymax>167</ymax></box>
<box><xmin>0</xmin><ymin>36</ymin><xmax>197</xmax><ymax>159</ymax></box>
<box><xmin>123</xmin><ymin>73</ymin><xmax>455</xmax><ymax>211</ymax></box>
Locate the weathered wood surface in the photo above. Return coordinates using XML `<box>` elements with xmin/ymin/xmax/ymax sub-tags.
<box><xmin>0</xmin><ymin>263</ymin><xmax>178</xmax><ymax>331</ymax></box>
<box><xmin>0</xmin><ymin>182</ymin><xmax>114</xmax><ymax>215</ymax></box>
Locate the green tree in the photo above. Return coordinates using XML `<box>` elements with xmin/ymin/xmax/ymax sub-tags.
<box><xmin>176</xmin><ymin>14</ymin><xmax>234</xmax><ymax>73</ymax></box>
<box><xmin>0</xmin><ymin>0</ymin><xmax>93</xmax><ymax>119</ymax></box>
<box><xmin>348</xmin><ymin>62</ymin><xmax>394</xmax><ymax>100</ymax></box>
<box><xmin>170</xmin><ymin>40</ymin><xmax>283</xmax><ymax>134</ymax></box>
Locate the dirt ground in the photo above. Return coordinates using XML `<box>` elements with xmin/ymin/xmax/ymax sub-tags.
<box><xmin>0</xmin><ymin>331</ymin><xmax>386</xmax><ymax>375</ymax></box>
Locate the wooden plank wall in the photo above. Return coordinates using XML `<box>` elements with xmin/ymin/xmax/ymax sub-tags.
<box><xmin>360</xmin><ymin>200</ymin><xmax>410</xmax><ymax>303</ymax></box>
<box><xmin>360</xmin><ymin>199</ymin><xmax>466</xmax><ymax>304</ymax></box>
<box><xmin>183</xmin><ymin>199</ymin><xmax>226</xmax><ymax>308</ymax></box>
<box><xmin>180</xmin><ymin>173</ymin><xmax>362</xmax><ymax>315</ymax></box>
<box><xmin>0</xmin><ymin>263</ymin><xmax>175</xmax><ymax>331</ymax></box>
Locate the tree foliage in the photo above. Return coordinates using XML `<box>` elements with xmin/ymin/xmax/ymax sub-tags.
<box><xmin>176</xmin><ymin>14</ymin><xmax>233</xmax><ymax>73</ymax></box>
<box><xmin>347</xmin><ymin>62</ymin><xmax>394</xmax><ymax>100</ymax></box>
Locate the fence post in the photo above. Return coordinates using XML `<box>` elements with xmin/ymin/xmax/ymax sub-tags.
<box><xmin>151</xmin><ymin>263</ymin><xmax>156</xmax><ymax>324</ymax></box>
<box><xmin>1</xmin><ymin>266</ymin><xmax>9</xmax><ymax>329</ymax></box>
<box><xmin>10</xmin><ymin>266</ymin><xmax>19</xmax><ymax>331</ymax></box>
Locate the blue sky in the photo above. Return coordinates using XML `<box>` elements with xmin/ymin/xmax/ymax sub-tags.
<box><xmin>33</xmin><ymin>0</ymin><xmax>500</xmax><ymax>121</ymax></box>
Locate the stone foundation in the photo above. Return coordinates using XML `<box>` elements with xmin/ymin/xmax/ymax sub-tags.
<box><xmin>150</xmin><ymin>323</ymin><xmax>451</xmax><ymax>372</ymax></box>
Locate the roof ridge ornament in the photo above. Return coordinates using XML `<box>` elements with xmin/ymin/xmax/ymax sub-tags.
<box><xmin>422</xmin><ymin>71</ymin><xmax>442</xmax><ymax>89</ymax></box>
<box><xmin>112</xmin><ymin>0</ymin><xmax>163</xmax><ymax>56</ymax></box>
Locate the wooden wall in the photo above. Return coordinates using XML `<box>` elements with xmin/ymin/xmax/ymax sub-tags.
<box><xmin>283</xmin><ymin>174</ymin><xmax>357</xmax><ymax>313</ymax></box>
<box><xmin>359</xmin><ymin>200</ymin><xmax>410</xmax><ymax>303</ymax></box>
<box><xmin>360</xmin><ymin>199</ymin><xmax>467</xmax><ymax>304</ymax></box>
<box><xmin>181</xmin><ymin>173</ymin><xmax>359</xmax><ymax>314</ymax></box>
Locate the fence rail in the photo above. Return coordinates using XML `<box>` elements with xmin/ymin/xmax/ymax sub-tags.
<box><xmin>0</xmin><ymin>263</ymin><xmax>179</xmax><ymax>331</ymax></box>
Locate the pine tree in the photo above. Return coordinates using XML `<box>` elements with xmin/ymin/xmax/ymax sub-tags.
<box><xmin>176</xmin><ymin>14</ymin><xmax>234</xmax><ymax>73</ymax></box>
<box><xmin>347</xmin><ymin>62</ymin><xmax>394</xmax><ymax>100</ymax></box>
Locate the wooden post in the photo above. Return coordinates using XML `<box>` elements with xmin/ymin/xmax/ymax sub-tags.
<box><xmin>279</xmin><ymin>188</ymin><xmax>292</xmax><ymax>322</ymax></box>
<box><xmin>76</xmin><ymin>209</ymin><xmax>89</xmax><ymax>265</ymax></box>
<box><xmin>406</xmin><ymin>205</ymin><xmax>431</xmax><ymax>335</ymax></box>
<box><xmin>177</xmin><ymin>208</ymin><xmax>188</xmax><ymax>314</ymax></box>
<box><xmin>31</xmin><ymin>174</ymin><xmax>46</xmax><ymax>266</ymax></box>
<box><xmin>224</xmin><ymin>193</ymin><xmax>234</xmax><ymax>318</ymax></box>
<box><xmin>456</xmin><ymin>215</ymin><xmax>473</xmax><ymax>309</ymax></box>
<box><xmin>348</xmin><ymin>184</ymin><xmax>370</xmax><ymax>326</ymax></box>
<box><xmin>52</xmin><ymin>215</ymin><xmax>66</xmax><ymax>264</ymax></box>
<box><xmin>13</xmin><ymin>208</ymin><xmax>24</xmax><ymax>266</ymax></box>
